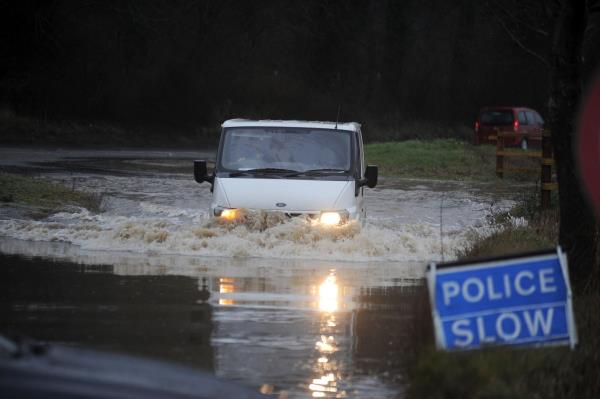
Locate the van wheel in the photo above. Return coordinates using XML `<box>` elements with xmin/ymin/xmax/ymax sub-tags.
<box><xmin>520</xmin><ymin>138</ymin><xmax>528</xmax><ymax>150</ymax></box>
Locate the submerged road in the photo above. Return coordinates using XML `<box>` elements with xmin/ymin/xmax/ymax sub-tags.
<box><xmin>0</xmin><ymin>148</ymin><xmax>518</xmax><ymax>398</ymax></box>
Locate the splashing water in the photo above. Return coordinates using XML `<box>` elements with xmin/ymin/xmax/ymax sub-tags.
<box><xmin>0</xmin><ymin>207</ymin><xmax>458</xmax><ymax>262</ymax></box>
<box><xmin>0</xmin><ymin>157</ymin><xmax>516</xmax><ymax>263</ymax></box>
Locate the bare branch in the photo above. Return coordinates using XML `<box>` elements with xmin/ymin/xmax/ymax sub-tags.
<box><xmin>496</xmin><ymin>16</ymin><xmax>550</xmax><ymax>67</ymax></box>
<box><xmin>486</xmin><ymin>0</ymin><xmax>551</xmax><ymax>37</ymax></box>
<box><xmin>482</xmin><ymin>1</ymin><xmax>552</xmax><ymax>68</ymax></box>
<box><xmin>496</xmin><ymin>4</ymin><xmax>550</xmax><ymax>36</ymax></box>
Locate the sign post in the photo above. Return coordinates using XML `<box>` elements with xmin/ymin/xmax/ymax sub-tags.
<box><xmin>427</xmin><ymin>248</ymin><xmax>577</xmax><ymax>350</ymax></box>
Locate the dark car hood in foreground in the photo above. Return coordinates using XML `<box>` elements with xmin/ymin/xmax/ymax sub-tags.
<box><xmin>0</xmin><ymin>336</ymin><xmax>266</xmax><ymax>399</ymax></box>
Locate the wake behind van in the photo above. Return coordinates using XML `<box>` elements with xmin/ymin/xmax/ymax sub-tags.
<box><xmin>194</xmin><ymin>119</ymin><xmax>378</xmax><ymax>225</ymax></box>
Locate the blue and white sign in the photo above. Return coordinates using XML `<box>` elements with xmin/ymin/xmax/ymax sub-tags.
<box><xmin>427</xmin><ymin>248</ymin><xmax>577</xmax><ymax>350</ymax></box>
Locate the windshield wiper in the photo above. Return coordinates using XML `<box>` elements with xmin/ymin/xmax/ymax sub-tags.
<box><xmin>229</xmin><ymin>168</ymin><xmax>299</xmax><ymax>177</ymax></box>
<box><xmin>286</xmin><ymin>168</ymin><xmax>348</xmax><ymax>177</ymax></box>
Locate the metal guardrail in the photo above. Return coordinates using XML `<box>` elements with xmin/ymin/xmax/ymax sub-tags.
<box><xmin>494</xmin><ymin>129</ymin><xmax>556</xmax><ymax>209</ymax></box>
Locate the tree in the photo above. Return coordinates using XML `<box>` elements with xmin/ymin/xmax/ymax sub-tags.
<box><xmin>487</xmin><ymin>0</ymin><xmax>600</xmax><ymax>288</ymax></box>
<box><xmin>548</xmin><ymin>0</ymin><xmax>599</xmax><ymax>289</ymax></box>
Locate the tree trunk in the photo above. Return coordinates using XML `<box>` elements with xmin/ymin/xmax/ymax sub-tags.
<box><xmin>548</xmin><ymin>0</ymin><xmax>598</xmax><ymax>288</ymax></box>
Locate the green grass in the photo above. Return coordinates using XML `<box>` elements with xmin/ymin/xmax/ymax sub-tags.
<box><xmin>365</xmin><ymin>139</ymin><xmax>497</xmax><ymax>180</ymax></box>
<box><xmin>408</xmin><ymin>292</ymin><xmax>600</xmax><ymax>399</ymax></box>
<box><xmin>456</xmin><ymin>224</ymin><xmax>557</xmax><ymax>261</ymax></box>
<box><xmin>0</xmin><ymin>173</ymin><xmax>102</xmax><ymax>213</ymax></box>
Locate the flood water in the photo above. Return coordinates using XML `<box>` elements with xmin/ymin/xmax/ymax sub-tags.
<box><xmin>0</xmin><ymin>148</ymin><xmax>520</xmax><ymax>398</ymax></box>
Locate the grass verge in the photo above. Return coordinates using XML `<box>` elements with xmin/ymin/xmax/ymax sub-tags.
<box><xmin>408</xmin><ymin>291</ymin><xmax>600</xmax><ymax>399</ymax></box>
<box><xmin>365</xmin><ymin>139</ymin><xmax>541</xmax><ymax>180</ymax></box>
<box><xmin>0</xmin><ymin>173</ymin><xmax>102</xmax><ymax>214</ymax></box>
<box><xmin>365</xmin><ymin>139</ymin><xmax>498</xmax><ymax>180</ymax></box>
<box><xmin>405</xmin><ymin>199</ymin><xmax>600</xmax><ymax>399</ymax></box>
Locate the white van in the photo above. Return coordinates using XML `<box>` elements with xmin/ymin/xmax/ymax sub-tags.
<box><xmin>194</xmin><ymin>119</ymin><xmax>378</xmax><ymax>225</ymax></box>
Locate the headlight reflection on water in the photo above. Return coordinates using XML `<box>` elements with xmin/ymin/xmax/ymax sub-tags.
<box><xmin>310</xmin><ymin>271</ymin><xmax>346</xmax><ymax>397</ymax></box>
<box><xmin>218</xmin><ymin>277</ymin><xmax>235</xmax><ymax>306</ymax></box>
<box><xmin>311</xmin><ymin>331</ymin><xmax>342</xmax><ymax>397</ymax></box>
<box><xmin>318</xmin><ymin>274</ymin><xmax>338</xmax><ymax>313</ymax></box>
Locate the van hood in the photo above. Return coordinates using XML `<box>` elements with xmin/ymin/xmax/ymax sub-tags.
<box><xmin>216</xmin><ymin>178</ymin><xmax>352</xmax><ymax>212</ymax></box>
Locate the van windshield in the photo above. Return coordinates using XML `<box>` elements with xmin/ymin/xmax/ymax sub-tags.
<box><xmin>219</xmin><ymin>127</ymin><xmax>353</xmax><ymax>173</ymax></box>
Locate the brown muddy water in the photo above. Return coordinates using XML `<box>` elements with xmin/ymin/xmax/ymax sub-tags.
<box><xmin>0</xmin><ymin>148</ymin><xmax>523</xmax><ymax>398</ymax></box>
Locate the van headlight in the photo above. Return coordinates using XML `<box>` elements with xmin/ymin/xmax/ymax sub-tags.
<box><xmin>319</xmin><ymin>210</ymin><xmax>349</xmax><ymax>226</ymax></box>
<box><xmin>214</xmin><ymin>207</ymin><xmax>238</xmax><ymax>220</ymax></box>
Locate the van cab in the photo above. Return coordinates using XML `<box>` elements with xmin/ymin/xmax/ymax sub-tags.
<box><xmin>194</xmin><ymin>119</ymin><xmax>378</xmax><ymax>225</ymax></box>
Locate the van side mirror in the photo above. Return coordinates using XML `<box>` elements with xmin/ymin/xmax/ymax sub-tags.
<box><xmin>365</xmin><ymin>165</ymin><xmax>378</xmax><ymax>188</ymax></box>
<box><xmin>194</xmin><ymin>160</ymin><xmax>214</xmax><ymax>184</ymax></box>
<box><xmin>356</xmin><ymin>165</ymin><xmax>378</xmax><ymax>195</ymax></box>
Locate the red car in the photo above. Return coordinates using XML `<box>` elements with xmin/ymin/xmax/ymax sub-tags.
<box><xmin>474</xmin><ymin>107</ymin><xmax>544</xmax><ymax>149</ymax></box>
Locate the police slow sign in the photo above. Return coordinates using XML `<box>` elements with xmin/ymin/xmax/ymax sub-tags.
<box><xmin>427</xmin><ymin>248</ymin><xmax>577</xmax><ymax>350</ymax></box>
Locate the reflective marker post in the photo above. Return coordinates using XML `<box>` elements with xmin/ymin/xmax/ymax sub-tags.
<box><xmin>427</xmin><ymin>247</ymin><xmax>577</xmax><ymax>351</ymax></box>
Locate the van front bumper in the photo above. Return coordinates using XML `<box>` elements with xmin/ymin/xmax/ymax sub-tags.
<box><xmin>211</xmin><ymin>206</ymin><xmax>356</xmax><ymax>225</ymax></box>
